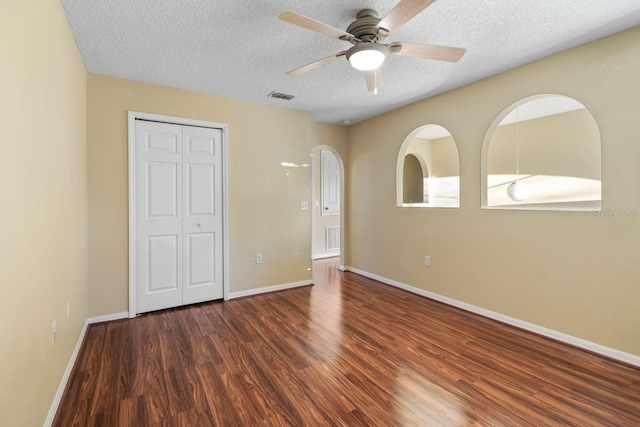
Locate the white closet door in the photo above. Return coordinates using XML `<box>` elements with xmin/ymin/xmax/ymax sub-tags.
<box><xmin>182</xmin><ymin>126</ymin><xmax>223</xmax><ymax>304</ymax></box>
<box><xmin>135</xmin><ymin>120</ymin><xmax>223</xmax><ymax>314</ymax></box>
<box><xmin>135</xmin><ymin>120</ymin><xmax>184</xmax><ymax>313</ymax></box>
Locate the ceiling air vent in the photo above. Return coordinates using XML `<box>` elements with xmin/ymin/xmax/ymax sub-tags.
<box><xmin>268</xmin><ymin>91</ymin><xmax>295</xmax><ymax>101</ymax></box>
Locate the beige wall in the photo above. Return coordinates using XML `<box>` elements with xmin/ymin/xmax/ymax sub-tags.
<box><xmin>88</xmin><ymin>75</ymin><xmax>315</xmax><ymax>315</ymax></box>
<box><xmin>310</xmin><ymin>122</ymin><xmax>349</xmax><ymax>167</ymax></box>
<box><xmin>488</xmin><ymin>108</ymin><xmax>601</xmax><ymax>179</ymax></box>
<box><xmin>431</xmin><ymin>136</ymin><xmax>460</xmax><ymax>178</ymax></box>
<box><xmin>0</xmin><ymin>0</ymin><xmax>88</xmax><ymax>425</ymax></box>
<box><xmin>347</xmin><ymin>26</ymin><xmax>640</xmax><ymax>356</ymax></box>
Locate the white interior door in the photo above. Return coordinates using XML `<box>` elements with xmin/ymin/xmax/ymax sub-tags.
<box><xmin>322</xmin><ymin>150</ymin><xmax>340</xmax><ymax>215</ymax></box>
<box><xmin>135</xmin><ymin>120</ymin><xmax>223</xmax><ymax>313</ymax></box>
<box><xmin>182</xmin><ymin>125</ymin><xmax>223</xmax><ymax>304</ymax></box>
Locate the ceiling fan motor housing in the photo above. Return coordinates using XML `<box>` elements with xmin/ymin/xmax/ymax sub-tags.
<box><xmin>346</xmin><ymin>9</ymin><xmax>381</xmax><ymax>42</ymax></box>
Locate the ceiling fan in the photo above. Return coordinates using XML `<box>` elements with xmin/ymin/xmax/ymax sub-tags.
<box><xmin>279</xmin><ymin>0</ymin><xmax>466</xmax><ymax>94</ymax></box>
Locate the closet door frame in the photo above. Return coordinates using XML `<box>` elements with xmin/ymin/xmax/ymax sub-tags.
<box><xmin>127</xmin><ymin>111</ymin><xmax>229</xmax><ymax>317</ymax></box>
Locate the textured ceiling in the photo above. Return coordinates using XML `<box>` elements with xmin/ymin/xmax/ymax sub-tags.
<box><xmin>61</xmin><ymin>0</ymin><xmax>640</xmax><ymax>125</ymax></box>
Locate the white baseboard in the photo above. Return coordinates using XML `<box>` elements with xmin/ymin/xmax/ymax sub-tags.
<box><xmin>44</xmin><ymin>310</ymin><xmax>129</xmax><ymax>426</ymax></box>
<box><xmin>88</xmin><ymin>311</ymin><xmax>129</xmax><ymax>324</ymax></box>
<box><xmin>346</xmin><ymin>266</ymin><xmax>640</xmax><ymax>367</ymax></box>
<box><xmin>43</xmin><ymin>319</ymin><xmax>89</xmax><ymax>427</ymax></box>
<box><xmin>312</xmin><ymin>252</ymin><xmax>340</xmax><ymax>260</ymax></box>
<box><xmin>228</xmin><ymin>279</ymin><xmax>313</xmax><ymax>300</ymax></box>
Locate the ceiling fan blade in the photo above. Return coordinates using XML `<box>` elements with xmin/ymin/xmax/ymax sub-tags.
<box><xmin>375</xmin><ymin>0</ymin><xmax>437</xmax><ymax>36</ymax></box>
<box><xmin>286</xmin><ymin>52</ymin><xmax>347</xmax><ymax>77</ymax></box>
<box><xmin>365</xmin><ymin>68</ymin><xmax>383</xmax><ymax>93</ymax></box>
<box><xmin>279</xmin><ymin>12</ymin><xmax>356</xmax><ymax>43</ymax></box>
<box><xmin>388</xmin><ymin>42</ymin><xmax>466</xmax><ymax>62</ymax></box>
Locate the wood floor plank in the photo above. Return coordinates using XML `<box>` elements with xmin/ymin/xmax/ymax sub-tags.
<box><xmin>54</xmin><ymin>258</ymin><xmax>640</xmax><ymax>426</ymax></box>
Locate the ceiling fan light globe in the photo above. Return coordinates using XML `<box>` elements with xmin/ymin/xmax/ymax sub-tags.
<box><xmin>349</xmin><ymin>49</ymin><xmax>385</xmax><ymax>71</ymax></box>
<box><xmin>507</xmin><ymin>180</ymin><xmax>530</xmax><ymax>202</ymax></box>
<box><xmin>346</xmin><ymin>44</ymin><xmax>388</xmax><ymax>71</ymax></box>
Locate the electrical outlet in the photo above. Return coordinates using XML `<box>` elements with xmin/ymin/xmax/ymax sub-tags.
<box><xmin>300</xmin><ymin>201</ymin><xmax>309</xmax><ymax>210</ymax></box>
<box><xmin>66</xmin><ymin>301</ymin><xmax>71</xmax><ymax>320</ymax></box>
<box><xmin>256</xmin><ymin>253</ymin><xmax>263</xmax><ymax>264</ymax></box>
<box><xmin>52</xmin><ymin>321</ymin><xmax>57</xmax><ymax>344</ymax></box>
<box><xmin>424</xmin><ymin>256</ymin><xmax>431</xmax><ymax>266</ymax></box>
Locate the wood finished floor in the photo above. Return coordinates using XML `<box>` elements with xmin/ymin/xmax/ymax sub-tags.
<box><xmin>54</xmin><ymin>258</ymin><xmax>640</xmax><ymax>426</ymax></box>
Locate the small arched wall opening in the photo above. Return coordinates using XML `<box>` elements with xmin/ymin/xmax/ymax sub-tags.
<box><xmin>481</xmin><ymin>94</ymin><xmax>602</xmax><ymax>211</ymax></box>
<box><xmin>396</xmin><ymin>124</ymin><xmax>460</xmax><ymax>208</ymax></box>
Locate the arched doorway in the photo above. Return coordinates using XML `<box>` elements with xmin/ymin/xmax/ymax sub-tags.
<box><xmin>311</xmin><ymin>145</ymin><xmax>345</xmax><ymax>270</ymax></box>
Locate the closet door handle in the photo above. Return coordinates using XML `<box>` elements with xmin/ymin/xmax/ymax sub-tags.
<box><xmin>197</xmin><ymin>222</ymin><xmax>202</xmax><ymax>227</ymax></box>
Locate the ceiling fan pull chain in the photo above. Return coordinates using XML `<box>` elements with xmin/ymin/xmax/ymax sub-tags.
<box><xmin>374</xmin><ymin>71</ymin><xmax>378</xmax><ymax>95</ymax></box>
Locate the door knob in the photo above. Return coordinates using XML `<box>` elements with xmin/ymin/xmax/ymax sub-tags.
<box><xmin>197</xmin><ymin>222</ymin><xmax>202</xmax><ymax>227</ymax></box>
<box><xmin>324</xmin><ymin>207</ymin><xmax>328</xmax><ymax>210</ymax></box>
